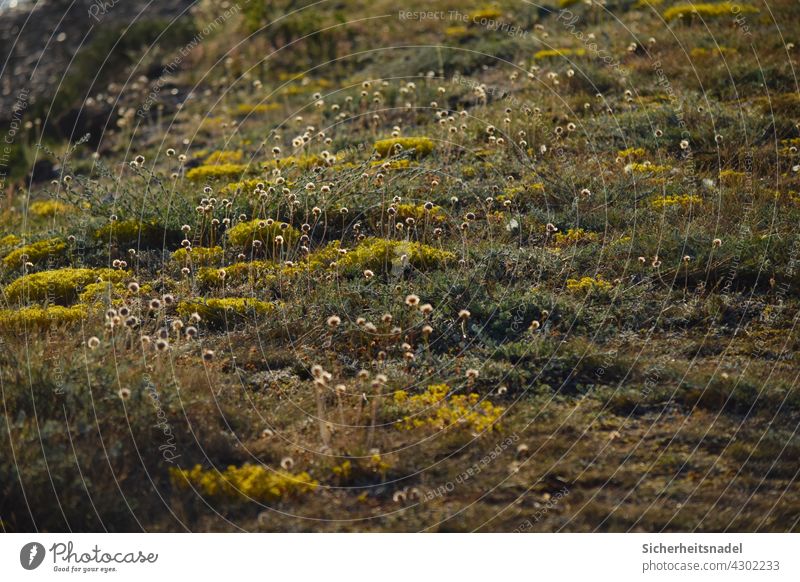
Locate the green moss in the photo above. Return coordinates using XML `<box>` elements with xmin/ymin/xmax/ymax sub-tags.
<box><xmin>6</xmin><ymin>268</ymin><xmax>128</xmax><ymax>305</ymax></box>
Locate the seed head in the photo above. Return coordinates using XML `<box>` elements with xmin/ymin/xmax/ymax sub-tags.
<box><xmin>405</xmin><ymin>294</ymin><xmax>420</xmax><ymax>307</ymax></box>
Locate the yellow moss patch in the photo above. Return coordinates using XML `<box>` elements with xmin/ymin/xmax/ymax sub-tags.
<box><xmin>0</xmin><ymin>304</ymin><xmax>88</xmax><ymax>331</ymax></box>
<box><xmin>28</xmin><ymin>200</ymin><xmax>74</xmax><ymax>218</ymax></box>
<box><xmin>469</xmin><ymin>8</ymin><xmax>503</xmax><ymax>21</ymax></box>
<box><xmin>374</xmin><ymin>137</ymin><xmax>434</xmax><ymax>159</ymax></box>
<box><xmin>226</xmin><ymin>219</ymin><xmax>299</xmax><ymax>251</ymax></box>
<box><xmin>186</xmin><ymin>164</ymin><xmax>250</xmax><ymax>182</ymax></box>
<box><xmin>625</xmin><ymin>162</ymin><xmax>671</xmax><ymax>174</ymax></box>
<box><xmin>690</xmin><ymin>46</ymin><xmax>738</xmax><ymax>59</ymax></box>
<box><xmin>176</xmin><ymin>297</ymin><xmax>275</xmax><ymax>328</ymax></box>
<box><xmin>393</xmin><ymin>203</ymin><xmax>446</xmax><ymax>223</ymax></box>
<box><xmin>651</xmin><ymin>194</ymin><xmax>702</xmax><ymax>210</ymax></box>
<box><xmin>196</xmin><ymin>260</ymin><xmax>273</xmax><ymax>287</ymax></box>
<box><xmin>553</xmin><ymin>228</ymin><xmax>600</xmax><ymax>247</ymax></box>
<box><xmin>172</xmin><ymin>246</ymin><xmax>224</xmax><ymax>268</ymax></box>
<box><xmin>263</xmin><ymin>154</ymin><xmax>328</xmax><ymax>170</ymax></box>
<box><xmin>3</xmin><ymin>238</ymin><xmax>67</xmax><ymax>269</ymax></box>
<box><xmin>94</xmin><ymin>219</ymin><xmax>163</xmax><ymax>245</ymax></box>
<box><xmin>663</xmin><ymin>3</ymin><xmax>758</xmax><ymax>22</ymax></box>
<box><xmin>235</xmin><ymin>103</ymin><xmax>280</xmax><ymax>116</ymax></box>
<box><xmin>219</xmin><ymin>178</ymin><xmax>264</xmax><ymax>197</ymax></box>
<box><xmin>335</xmin><ymin>237</ymin><xmax>455</xmax><ymax>273</ymax></box>
<box><xmin>445</xmin><ymin>26</ymin><xmax>470</xmax><ymax>38</ymax></box>
<box><xmin>393</xmin><ymin>384</ymin><xmax>504</xmax><ymax>433</ymax></box>
<box><xmin>170</xmin><ymin>463</ymin><xmax>317</xmax><ymax>503</ymax></box>
<box><xmin>719</xmin><ymin>169</ymin><xmax>746</xmax><ymax>182</ymax></box>
<box><xmin>534</xmin><ymin>48</ymin><xmax>586</xmax><ymax>60</ymax></box>
<box><xmin>203</xmin><ymin>150</ymin><xmax>245</xmax><ymax>165</ymax></box>
<box><xmin>5</xmin><ymin>268</ymin><xmax>128</xmax><ymax>304</ymax></box>
<box><xmin>0</xmin><ymin>234</ymin><xmax>21</xmax><ymax>249</ymax></box>
<box><xmin>370</xmin><ymin>159</ymin><xmax>413</xmax><ymax>170</ymax></box>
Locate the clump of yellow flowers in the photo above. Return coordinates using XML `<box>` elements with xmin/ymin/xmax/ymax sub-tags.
<box><xmin>651</xmin><ymin>194</ymin><xmax>702</xmax><ymax>210</ymax></box>
<box><xmin>566</xmin><ymin>275</ymin><xmax>614</xmax><ymax>295</ymax></box>
<box><xmin>393</xmin><ymin>384</ymin><xmax>504</xmax><ymax>433</ymax></box>
<box><xmin>170</xmin><ymin>463</ymin><xmax>317</xmax><ymax>503</ymax></box>
<box><xmin>553</xmin><ymin>228</ymin><xmax>599</xmax><ymax>248</ymax></box>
